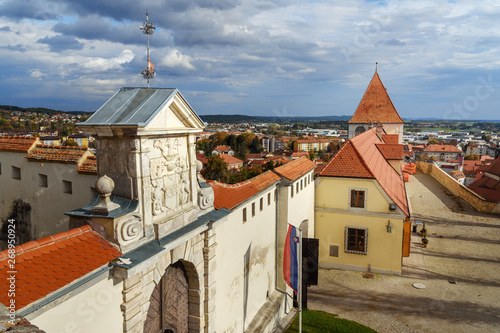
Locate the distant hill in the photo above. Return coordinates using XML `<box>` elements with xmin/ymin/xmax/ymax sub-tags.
<box><xmin>199</xmin><ymin>114</ymin><xmax>351</xmax><ymax>123</ymax></box>
<box><xmin>0</xmin><ymin>105</ymin><xmax>92</xmax><ymax>115</ymax></box>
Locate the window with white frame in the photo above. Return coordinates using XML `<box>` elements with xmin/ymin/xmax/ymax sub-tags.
<box><xmin>345</xmin><ymin>226</ymin><xmax>368</xmax><ymax>254</ymax></box>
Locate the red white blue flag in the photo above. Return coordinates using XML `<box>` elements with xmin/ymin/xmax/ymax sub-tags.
<box><xmin>283</xmin><ymin>224</ymin><xmax>299</xmax><ymax>293</ymax></box>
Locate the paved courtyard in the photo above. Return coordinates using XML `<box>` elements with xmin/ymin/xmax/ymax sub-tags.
<box><xmin>308</xmin><ymin>172</ymin><xmax>500</xmax><ymax>333</ymax></box>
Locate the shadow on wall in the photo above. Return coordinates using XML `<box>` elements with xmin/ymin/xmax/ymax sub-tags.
<box><xmin>0</xmin><ymin>199</ymin><xmax>33</xmax><ymax>250</ymax></box>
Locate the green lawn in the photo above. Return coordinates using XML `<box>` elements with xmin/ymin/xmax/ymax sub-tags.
<box><xmin>286</xmin><ymin>309</ymin><xmax>377</xmax><ymax>333</ymax></box>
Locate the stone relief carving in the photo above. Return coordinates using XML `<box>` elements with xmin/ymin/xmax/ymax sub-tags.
<box><xmin>116</xmin><ymin>214</ymin><xmax>143</xmax><ymax>246</ymax></box>
<box><xmin>150</xmin><ymin>138</ymin><xmax>192</xmax><ymax>216</ymax></box>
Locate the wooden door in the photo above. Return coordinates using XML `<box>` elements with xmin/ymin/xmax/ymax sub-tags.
<box><xmin>144</xmin><ymin>263</ymin><xmax>189</xmax><ymax>333</ymax></box>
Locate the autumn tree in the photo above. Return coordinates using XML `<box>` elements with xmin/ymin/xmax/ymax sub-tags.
<box><xmin>201</xmin><ymin>155</ymin><xmax>230</xmax><ymax>183</ymax></box>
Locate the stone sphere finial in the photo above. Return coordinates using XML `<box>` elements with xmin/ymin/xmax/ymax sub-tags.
<box><xmin>95</xmin><ymin>175</ymin><xmax>115</xmax><ymax>196</ymax></box>
<box><xmin>196</xmin><ymin>159</ymin><xmax>203</xmax><ymax>173</ymax></box>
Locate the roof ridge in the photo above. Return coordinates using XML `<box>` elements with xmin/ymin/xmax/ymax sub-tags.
<box><xmin>0</xmin><ymin>225</ymin><xmax>92</xmax><ymax>260</ymax></box>
<box><xmin>36</xmin><ymin>145</ymin><xmax>88</xmax><ymax>150</ymax></box>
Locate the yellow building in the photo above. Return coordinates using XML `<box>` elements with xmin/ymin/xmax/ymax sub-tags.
<box><xmin>293</xmin><ymin>139</ymin><xmax>330</xmax><ymax>152</ymax></box>
<box><xmin>315</xmin><ymin>127</ymin><xmax>410</xmax><ymax>275</ymax></box>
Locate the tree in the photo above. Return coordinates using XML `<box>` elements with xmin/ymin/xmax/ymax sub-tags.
<box><xmin>482</xmin><ymin>134</ymin><xmax>492</xmax><ymax>143</ymax></box>
<box><xmin>464</xmin><ymin>154</ymin><xmax>480</xmax><ymax>160</ymax></box>
<box><xmin>429</xmin><ymin>156</ymin><xmax>437</xmax><ymax>161</ymax></box>
<box><xmin>249</xmin><ymin>136</ymin><xmax>263</xmax><ymax>153</ymax></box>
<box><xmin>422</xmin><ymin>154</ymin><xmax>430</xmax><ymax>161</ymax></box>
<box><xmin>210</xmin><ymin>131</ymin><xmax>228</xmax><ymax>147</ymax></box>
<box><xmin>428</xmin><ymin>138</ymin><xmax>440</xmax><ymax>144</ymax></box>
<box><xmin>309</xmin><ymin>149</ymin><xmax>315</xmax><ymax>160</ymax></box>
<box><xmin>64</xmin><ymin>138</ymin><xmax>79</xmax><ymax>147</ymax></box>
<box><xmin>201</xmin><ymin>156</ymin><xmax>230</xmax><ymax>183</ymax></box>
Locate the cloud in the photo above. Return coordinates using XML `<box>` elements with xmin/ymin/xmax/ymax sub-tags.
<box><xmin>37</xmin><ymin>35</ymin><xmax>84</xmax><ymax>52</ymax></box>
<box><xmin>0</xmin><ymin>0</ymin><xmax>499</xmax><ymax>119</ymax></box>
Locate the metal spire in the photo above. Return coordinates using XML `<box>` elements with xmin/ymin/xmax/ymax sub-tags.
<box><xmin>140</xmin><ymin>10</ymin><xmax>156</xmax><ymax>88</ymax></box>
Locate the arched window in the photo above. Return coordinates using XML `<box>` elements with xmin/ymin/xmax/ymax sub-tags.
<box><xmin>355</xmin><ymin>126</ymin><xmax>366</xmax><ymax>136</ymax></box>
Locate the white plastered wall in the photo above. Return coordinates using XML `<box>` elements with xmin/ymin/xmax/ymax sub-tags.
<box><xmin>30</xmin><ymin>273</ymin><xmax>123</xmax><ymax>333</ymax></box>
<box><xmin>214</xmin><ymin>185</ymin><xmax>278</xmax><ymax>332</ymax></box>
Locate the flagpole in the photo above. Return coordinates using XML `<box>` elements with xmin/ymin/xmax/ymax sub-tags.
<box><xmin>298</xmin><ymin>227</ymin><xmax>303</xmax><ymax>333</ymax></box>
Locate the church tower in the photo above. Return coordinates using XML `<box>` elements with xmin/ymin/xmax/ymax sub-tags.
<box><xmin>348</xmin><ymin>69</ymin><xmax>404</xmax><ymax>143</ymax></box>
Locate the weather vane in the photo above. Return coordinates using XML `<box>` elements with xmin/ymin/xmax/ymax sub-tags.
<box><xmin>140</xmin><ymin>10</ymin><xmax>156</xmax><ymax>88</ymax></box>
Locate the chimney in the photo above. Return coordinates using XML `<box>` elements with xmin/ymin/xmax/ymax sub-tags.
<box><xmin>376</xmin><ymin>123</ymin><xmax>384</xmax><ymax>140</ymax></box>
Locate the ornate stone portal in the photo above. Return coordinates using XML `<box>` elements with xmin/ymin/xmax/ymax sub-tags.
<box><xmin>72</xmin><ymin>87</ymin><xmax>221</xmax><ymax>332</ymax></box>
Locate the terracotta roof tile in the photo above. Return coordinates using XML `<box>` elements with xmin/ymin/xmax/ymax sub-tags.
<box><xmin>274</xmin><ymin>156</ymin><xmax>316</xmax><ymax>181</ymax></box>
<box><xmin>219</xmin><ymin>154</ymin><xmax>243</xmax><ymax>165</ymax></box>
<box><xmin>376</xmin><ymin>143</ymin><xmax>404</xmax><ymax>160</ymax></box>
<box><xmin>0</xmin><ymin>136</ymin><xmax>39</xmax><ymax>152</ymax></box>
<box><xmin>423</xmin><ymin>144</ymin><xmax>462</xmax><ymax>153</ymax></box>
<box><xmin>348</xmin><ymin>72</ymin><xmax>404</xmax><ymax>124</ymax></box>
<box><xmin>468</xmin><ymin>186</ymin><xmax>500</xmax><ymax>202</ymax></box>
<box><xmin>382</xmin><ymin>134</ymin><xmax>399</xmax><ymax>144</ymax></box>
<box><xmin>319</xmin><ymin>128</ymin><xmax>409</xmax><ymax>216</ymax></box>
<box><xmin>0</xmin><ymin>225</ymin><xmax>122</xmax><ymax>309</ymax></box>
<box><xmin>25</xmin><ymin>145</ymin><xmax>90</xmax><ymax>163</ymax></box>
<box><xmin>207</xmin><ymin>171</ymin><xmax>281</xmax><ymax>210</ymax></box>
<box><xmin>77</xmin><ymin>155</ymin><xmax>97</xmax><ymax>173</ymax></box>
<box><xmin>485</xmin><ymin>156</ymin><xmax>500</xmax><ymax>177</ymax></box>
<box><xmin>213</xmin><ymin>145</ymin><xmax>232</xmax><ymax>152</ymax></box>
<box><xmin>319</xmin><ymin>141</ymin><xmax>374</xmax><ymax>178</ymax></box>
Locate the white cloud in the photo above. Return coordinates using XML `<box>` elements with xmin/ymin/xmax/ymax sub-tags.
<box><xmin>160</xmin><ymin>48</ymin><xmax>196</xmax><ymax>70</ymax></box>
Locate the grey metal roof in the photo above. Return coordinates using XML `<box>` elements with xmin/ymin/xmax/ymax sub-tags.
<box><xmin>84</xmin><ymin>87</ymin><xmax>177</xmax><ymax>126</ymax></box>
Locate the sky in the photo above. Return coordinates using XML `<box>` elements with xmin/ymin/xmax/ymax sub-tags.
<box><xmin>0</xmin><ymin>0</ymin><xmax>499</xmax><ymax>120</ymax></box>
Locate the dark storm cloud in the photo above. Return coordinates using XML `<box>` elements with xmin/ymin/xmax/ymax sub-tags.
<box><xmin>0</xmin><ymin>26</ymin><xmax>11</xmax><ymax>32</ymax></box>
<box><xmin>53</xmin><ymin>15</ymin><xmax>173</xmax><ymax>46</ymax></box>
<box><xmin>0</xmin><ymin>0</ymin><xmax>61</xmax><ymax>20</ymax></box>
<box><xmin>37</xmin><ymin>35</ymin><xmax>84</xmax><ymax>52</ymax></box>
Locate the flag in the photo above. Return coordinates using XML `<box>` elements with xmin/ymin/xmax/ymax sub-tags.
<box><xmin>283</xmin><ymin>224</ymin><xmax>299</xmax><ymax>293</ymax></box>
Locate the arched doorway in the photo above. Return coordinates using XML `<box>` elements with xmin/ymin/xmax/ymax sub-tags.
<box><xmin>144</xmin><ymin>262</ymin><xmax>189</xmax><ymax>333</ymax></box>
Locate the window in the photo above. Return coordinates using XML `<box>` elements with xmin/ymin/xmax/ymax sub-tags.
<box><xmin>38</xmin><ymin>174</ymin><xmax>48</xmax><ymax>188</ymax></box>
<box><xmin>291</xmin><ymin>186</ymin><xmax>294</xmax><ymax>198</ymax></box>
<box><xmin>0</xmin><ymin>163</ymin><xmax>2</xmax><ymax>175</ymax></box>
<box><xmin>11</xmin><ymin>166</ymin><xmax>21</xmax><ymax>180</ymax></box>
<box><xmin>268</xmin><ymin>193</ymin><xmax>271</xmax><ymax>205</ymax></box>
<box><xmin>243</xmin><ymin>208</ymin><xmax>247</xmax><ymax>222</ymax></box>
<box><xmin>63</xmin><ymin>180</ymin><xmax>72</xmax><ymax>194</ymax></box>
<box><xmin>260</xmin><ymin>197</ymin><xmax>263</xmax><ymax>211</ymax></box>
<box><xmin>301</xmin><ymin>179</ymin><xmax>303</xmax><ymax>191</ymax></box>
<box><xmin>345</xmin><ymin>227</ymin><xmax>368</xmax><ymax>255</ymax></box>
<box><xmin>296</xmin><ymin>183</ymin><xmax>299</xmax><ymax>193</ymax></box>
<box><xmin>274</xmin><ymin>189</ymin><xmax>277</xmax><ymax>201</ymax></box>
<box><xmin>252</xmin><ymin>203</ymin><xmax>255</xmax><ymax>217</ymax></box>
<box><xmin>350</xmin><ymin>189</ymin><xmax>365</xmax><ymax>208</ymax></box>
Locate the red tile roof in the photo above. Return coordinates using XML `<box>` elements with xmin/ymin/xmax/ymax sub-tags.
<box><xmin>219</xmin><ymin>154</ymin><xmax>243</xmax><ymax>165</ymax></box>
<box><xmin>468</xmin><ymin>186</ymin><xmax>500</xmax><ymax>202</ymax></box>
<box><xmin>77</xmin><ymin>155</ymin><xmax>97</xmax><ymax>173</ymax></box>
<box><xmin>348</xmin><ymin>72</ymin><xmax>404</xmax><ymax>124</ymax></box>
<box><xmin>0</xmin><ymin>136</ymin><xmax>39</xmax><ymax>152</ymax></box>
<box><xmin>318</xmin><ymin>141</ymin><xmax>374</xmax><ymax>178</ymax></box>
<box><xmin>25</xmin><ymin>145</ymin><xmax>90</xmax><ymax>163</ymax></box>
<box><xmin>319</xmin><ymin>128</ymin><xmax>409</xmax><ymax>216</ymax></box>
<box><xmin>485</xmin><ymin>156</ymin><xmax>500</xmax><ymax>177</ymax></box>
<box><xmin>449</xmin><ymin>170</ymin><xmax>466</xmax><ymax>179</ymax></box>
<box><xmin>0</xmin><ymin>226</ymin><xmax>122</xmax><ymax>309</ymax></box>
<box><xmin>207</xmin><ymin>171</ymin><xmax>281</xmax><ymax>210</ymax></box>
<box><xmin>376</xmin><ymin>143</ymin><xmax>404</xmax><ymax>160</ymax></box>
<box><xmin>423</xmin><ymin>145</ymin><xmax>462</xmax><ymax>153</ymax></box>
<box><xmin>213</xmin><ymin>145</ymin><xmax>232</xmax><ymax>152</ymax></box>
<box><xmin>382</xmin><ymin>134</ymin><xmax>399</xmax><ymax>144</ymax></box>
<box><xmin>274</xmin><ymin>156</ymin><xmax>316</xmax><ymax>181</ymax></box>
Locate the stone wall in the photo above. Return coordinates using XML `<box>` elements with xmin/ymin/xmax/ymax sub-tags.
<box><xmin>416</xmin><ymin>162</ymin><xmax>499</xmax><ymax>214</ymax></box>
